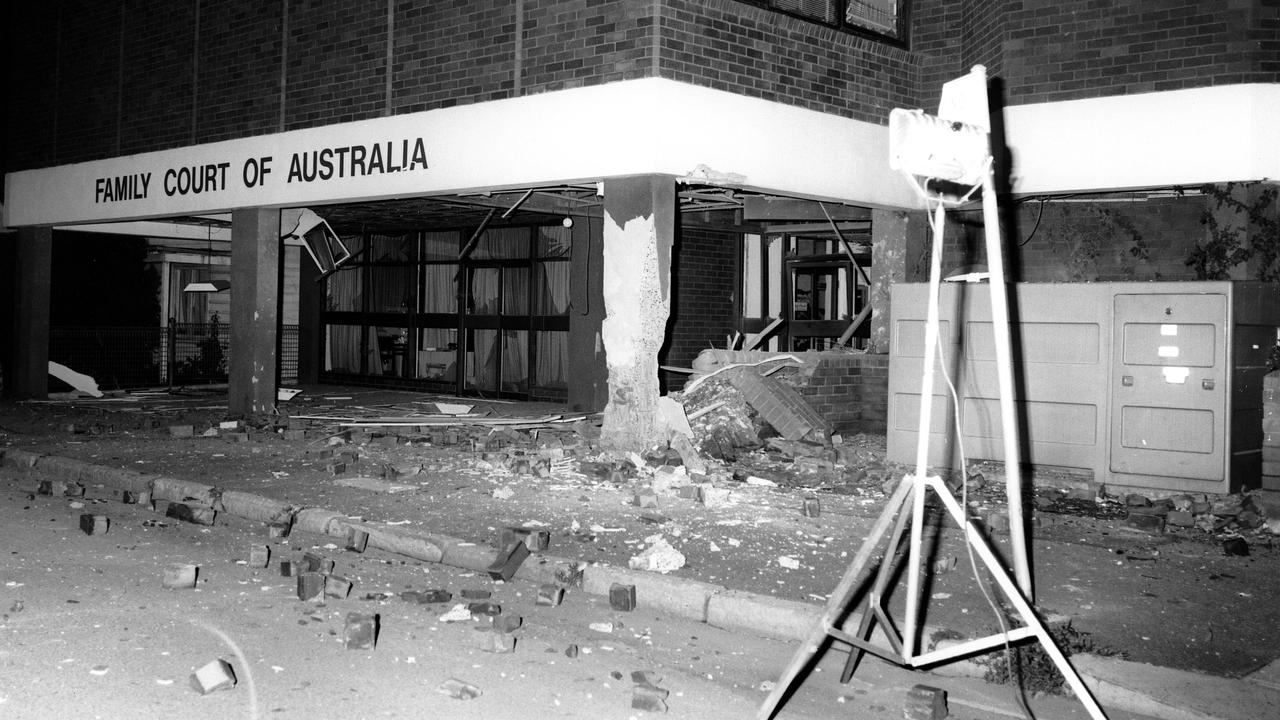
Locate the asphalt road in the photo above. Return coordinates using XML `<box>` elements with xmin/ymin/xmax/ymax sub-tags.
<box><xmin>0</xmin><ymin>468</ymin><xmax>1151</xmax><ymax>720</ymax></box>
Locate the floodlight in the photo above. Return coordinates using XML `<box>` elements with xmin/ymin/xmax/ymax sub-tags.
<box><xmin>888</xmin><ymin>108</ymin><xmax>990</xmax><ymax>187</ymax></box>
<box><xmin>281</xmin><ymin>208</ymin><xmax>352</xmax><ymax>274</ymax></box>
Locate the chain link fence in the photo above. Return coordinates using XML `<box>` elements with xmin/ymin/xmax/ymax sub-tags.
<box><xmin>48</xmin><ymin>323</ymin><xmax>298</xmax><ymax>391</ymax></box>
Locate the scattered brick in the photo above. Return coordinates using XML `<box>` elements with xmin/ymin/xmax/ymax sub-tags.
<box><xmin>163</xmin><ymin>563</ymin><xmax>198</xmax><ymax>589</ymax></box>
<box><xmin>165</xmin><ymin>503</ymin><xmax>217</xmax><ymax>526</ymax></box>
<box><xmin>609</xmin><ymin>583</ymin><xmax>637</xmax><ymax>611</ymax></box>
<box><xmin>564</xmin><ymin>643</ymin><xmax>579</xmax><ymax>658</ymax></box>
<box><xmin>189</xmin><ymin>658</ymin><xmax>236</xmax><ymax>694</ymax></box>
<box><xmin>631</xmin><ymin>684</ymin><xmax>669</xmax><ymax>712</ymax></box>
<box><xmin>169</xmin><ymin>425</ymin><xmax>195</xmax><ymax>438</ymax></box>
<box><xmin>346</xmin><ymin>528</ymin><xmax>369</xmax><ymax>553</ymax></box>
<box><xmin>536</xmin><ymin>584</ymin><xmax>564</xmax><ymax>607</ymax></box>
<box><xmin>79</xmin><ymin>514</ymin><xmax>109</xmax><ymax>535</ymax></box>
<box><xmin>801</xmin><ymin>497</ymin><xmax>822</xmax><ymax>517</ymax></box>
<box><xmin>401</xmin><ymin>588</ymin><xmax>452</xmax><ymax>604</ymax></box>
<box><xmin>490</xmin><ymin>614</ymin><xmax>523</xmax><ymax>633</ymax></box>
<box><xmin>634</xmin><ymin>490</ymin><xmax>659</xmax><ymax>508</ymax></box>
<box><xmin>486</xmin><ymin>541</ymin><xmax>530</xmax><ymax>582</ymax></box>
<box><xmin>344</xmin><ymin>612</ymin><xmax>378</xmax><ymax>650</ymax></box>
<box><xmin>905</xmin><ymin>684</ymin><xmax>947</xmax><ymax>720</ymax></box>
<box><xmin>297</xmin><ymin>572</ymin><xmax>325</xmax><ymax>601</ymax></box>
<box><xmin>248</xmin><ymin>545</ymin><xmax>270</xmax><ymax>568</ymax></box>
<box><xmin>467</xmin><ymin>601</ymin><xmax>502</xmax><ymax>618</ymax></box>
<box><xmin>325</xmin><ymin>575</ymin><xmax>353</xmax><ymax>599</ymax></box>
<box><xmin>279</xmin><ymin>560</ymin><xmax>296</xmax><ymax>577</ymax></box>
<box><xmin>267</xmin><ymin>521</ymin><xmax>292</xmax><ymax>539</ymax></box>
<box><xmin>501</xmin><ymin>526</ymin><xmax>551</xmax><ymax>552</ymax></box>
<box><xmin>1124</xmin><ymin>510</ymin><xmax>1166</xmax><ymax>533</ymax></box>
<box><xmin>301</xmin><ymin>552</ymin><xmax>324</xmax><ymax>573</ymax></box>
<box><xmin>460</xmin><ymin>589</ymin><xmax>492</xmax><ymax>600</ymax></box>
<box><xmin>477</xmin><ymin>631</ymin><xmax>516</xmax><ymax>653</ymax></box>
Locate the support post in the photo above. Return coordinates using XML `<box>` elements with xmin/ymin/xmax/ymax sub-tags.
<box><xmin>229</xmin><ymin>208</ymin><xmax>281</xmax><ymax>415</ymax></box>
<box><xmin>598</xmin><ymin>175</ymin><xmax>676</xmax><ymax>451</ymax></box>
<box><xmin>7</xmin><ymin>226</ymin><xmax>52</xmax><ymax>399</ymax></box>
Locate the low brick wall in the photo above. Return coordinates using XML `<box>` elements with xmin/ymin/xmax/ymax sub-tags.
<box><xmin>794</xmin><ymin>352</ymin><xmax>889</xmax><ymax>435</ymax></box>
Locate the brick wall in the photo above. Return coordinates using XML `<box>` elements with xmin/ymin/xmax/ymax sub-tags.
<box><xmin>196</xmin><ymin>0</ymin><xmax>282</xmax><ymax>143</ymax></box>
<box><xmin>121</xmin><ymin>0</ymin><xmax>198</xmax><ymax>155</ymax></box>
<box><xmin>794</xmin><ymin>352</ymin><xmax>890</xmax><ymax>434</ymax></box>
<box><xmin>1001</xmin><ymin>0</ymin><xmax>1279</xmax><ymax>104</ymax></box>
<box><xmin>394</xmin><ymin>0</ymin><xmax>519</xmax><ymax>112</ymax></box>
<box><xmin>662</xmin><ymin>227</ymin><xmax>738</xmax><ymax>390</ymax></box>
<box><xmin>662</xmin><ymin>0</ymin><xmax>916</xmax><ymax>123</ymax></box>
<box><xmin>9</xmin><ymin>0</ymin><xmax>1280</xmax><ymax>171</ymax></box>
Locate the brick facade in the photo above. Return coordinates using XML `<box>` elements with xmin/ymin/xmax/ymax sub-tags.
<box><xmin>662</xmin><ymin>226</ymin><xmax>738</xmax><ymax>391</ymax></box>
<box><xmin>9</xmin><ymin>1</ymin><xmax>1280</xmax><ymax>170</ymax></box>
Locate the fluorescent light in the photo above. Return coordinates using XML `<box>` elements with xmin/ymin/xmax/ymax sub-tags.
<box><xmin>183</xmin><ymin>279</ymin><xmax>231</xmax><ymax>293</ymax></box>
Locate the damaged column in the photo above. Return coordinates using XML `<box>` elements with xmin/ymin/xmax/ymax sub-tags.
<box><xmin>598</xmin><ymin>175</ymin><xmax>677</xmax><ymax>452</ymax></box>
<box><xmin>229</xmin><ymin>208</ymin><xmax>281</xmax><ymax>415</ymax></box>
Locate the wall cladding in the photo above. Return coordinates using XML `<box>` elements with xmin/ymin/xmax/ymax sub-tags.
<box><xmin>661</xmin><ymin>0</ymin><xmax>916</xmax><ymax>123</ymax></box>
<box><xmin>662</xmin><ymin>226</ymin><xmax>738</xmax><ymax>391</ymax></box>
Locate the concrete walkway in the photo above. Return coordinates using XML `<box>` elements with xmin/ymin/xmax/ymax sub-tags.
<box><xmin>4</xmin><ymin>444</ymin><xmax>1278</xmax><ymax>720</ymax></box>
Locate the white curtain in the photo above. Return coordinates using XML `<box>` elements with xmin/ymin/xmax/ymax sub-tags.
<box><xmin>326</xmin><ymin>325</ymin><xmax>362</xmax><ymax>372</ymax></box>
<box><xmin>536</xmin><ymin>261</ymin><xmax>570</xmax><ymax>315</ymax></box>
<box><xmin>502</xmin><ymin>330</ymin><xmax>528</xmax><ymax>392</ymax></box>
<box><xmin>470</xmin><ymin>268</ymin><xmax>500</xmax><ymax>313</ymax></box>
<box><xmin>535</xmin><ymin>331</ymin><xmax>567</xmax><ymax>389</ymax></box>
<box><xmin>421</xmin><ymin>265</ymin><xmax>457</xmax><ymax>314</ymax></box>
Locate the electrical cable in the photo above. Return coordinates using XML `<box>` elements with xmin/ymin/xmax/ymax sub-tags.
<box><xmin>925</xmin><ymin>193</ymin><xmax>1035</xmax><ymax>720</ymax></box>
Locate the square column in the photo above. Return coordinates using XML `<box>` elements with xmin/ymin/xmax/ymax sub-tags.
<box><xmin>5</xmin><ymin>227</ymin><xmax>52</xmax><ymax>399</ymax></box>
<box><xmin>229</xmin><ymin>208</ymin><xmax>281</xmax><ymax>415</ymax></box>
<box><xmin>870</xmin><ymin>208</ymin><xmax>927</xmax><ymax>354</ymax></box>
<box><xmin>598</xmin><ymin>175</ymin><xmax>676</xmax><ymax>451</ymax></box>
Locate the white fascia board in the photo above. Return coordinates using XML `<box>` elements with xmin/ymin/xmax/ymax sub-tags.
<box><xmin>1004</xmin><ymin>83</ymin><xmax>1280</xmax><ymax>195</ymax></box>
<box><xmin>2</xmin><ymin>78</ymin><xmax>918</xmax><ymax>227</ymax></box>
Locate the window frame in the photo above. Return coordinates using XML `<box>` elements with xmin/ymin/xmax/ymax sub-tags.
<box><xmin>737</xmin><ymin>0</ymin><xmax>909</xmax><ymax>45</ymax></box>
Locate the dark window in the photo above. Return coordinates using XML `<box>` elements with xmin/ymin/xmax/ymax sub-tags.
<box><xmin>749</xmin><ymin>0</ymin><xmax>907</xmax><ymax>41</ymax></box>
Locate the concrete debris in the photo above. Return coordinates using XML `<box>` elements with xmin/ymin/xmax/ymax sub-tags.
<box><xmin>628</xmin><ymin>537</ymin><xmax>685</xmax><ymax>574</ymax></box>
<box><xmin>190</xmin><ymin>658</ymin><xmax>236</xmax><ymax>695</ymax></box>
<box><xmin>436</xmin><ymin>678</ymin><xmax>482</xmax><ymax>700</ymax></box>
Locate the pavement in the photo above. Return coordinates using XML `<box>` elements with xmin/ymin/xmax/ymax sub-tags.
<box><xmin>1</xmin><ymin>388</ymin><xmax>1279</xmax><ymax>720</ymax></box>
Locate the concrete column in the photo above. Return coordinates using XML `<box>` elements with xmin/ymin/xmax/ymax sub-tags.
<box><xmin>6</xmin><ymin>227</ymin><xmax>52</xmax><ymax>399</ymax></box>
<box><xmin>598</xmin><ymin>175</ymin><xmax>676</xmax><ymax>452</ymax></box>
<box><xmin>870</xmin><ymin>208</ymin><xmax>927</xmax><ymax>354</ymax></box>
<box><xmin>229</xmin><ymin>208</ymin><xmax>280</xmax><ymax>415</ymax></box>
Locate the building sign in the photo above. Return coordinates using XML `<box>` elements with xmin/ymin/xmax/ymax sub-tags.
<box><xmin>4</xmin><ymin>79</ymin><xmax>919</xmax><ymax>228</ymax></box>
<box><xmin>92</xmin><ymin>138</ymin><xmax>429</xmax><ymax>205</ymax></box>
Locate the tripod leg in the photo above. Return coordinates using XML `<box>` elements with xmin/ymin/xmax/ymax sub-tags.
<box><xmin>840</xmin><ymin>492</ymin><xmax>913</xmax><ymax>683</ymax></box>
<box><xmin>758</xmin><ymin>476</ymin><xmax>914</xmax><ymax>720</ymax></box>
